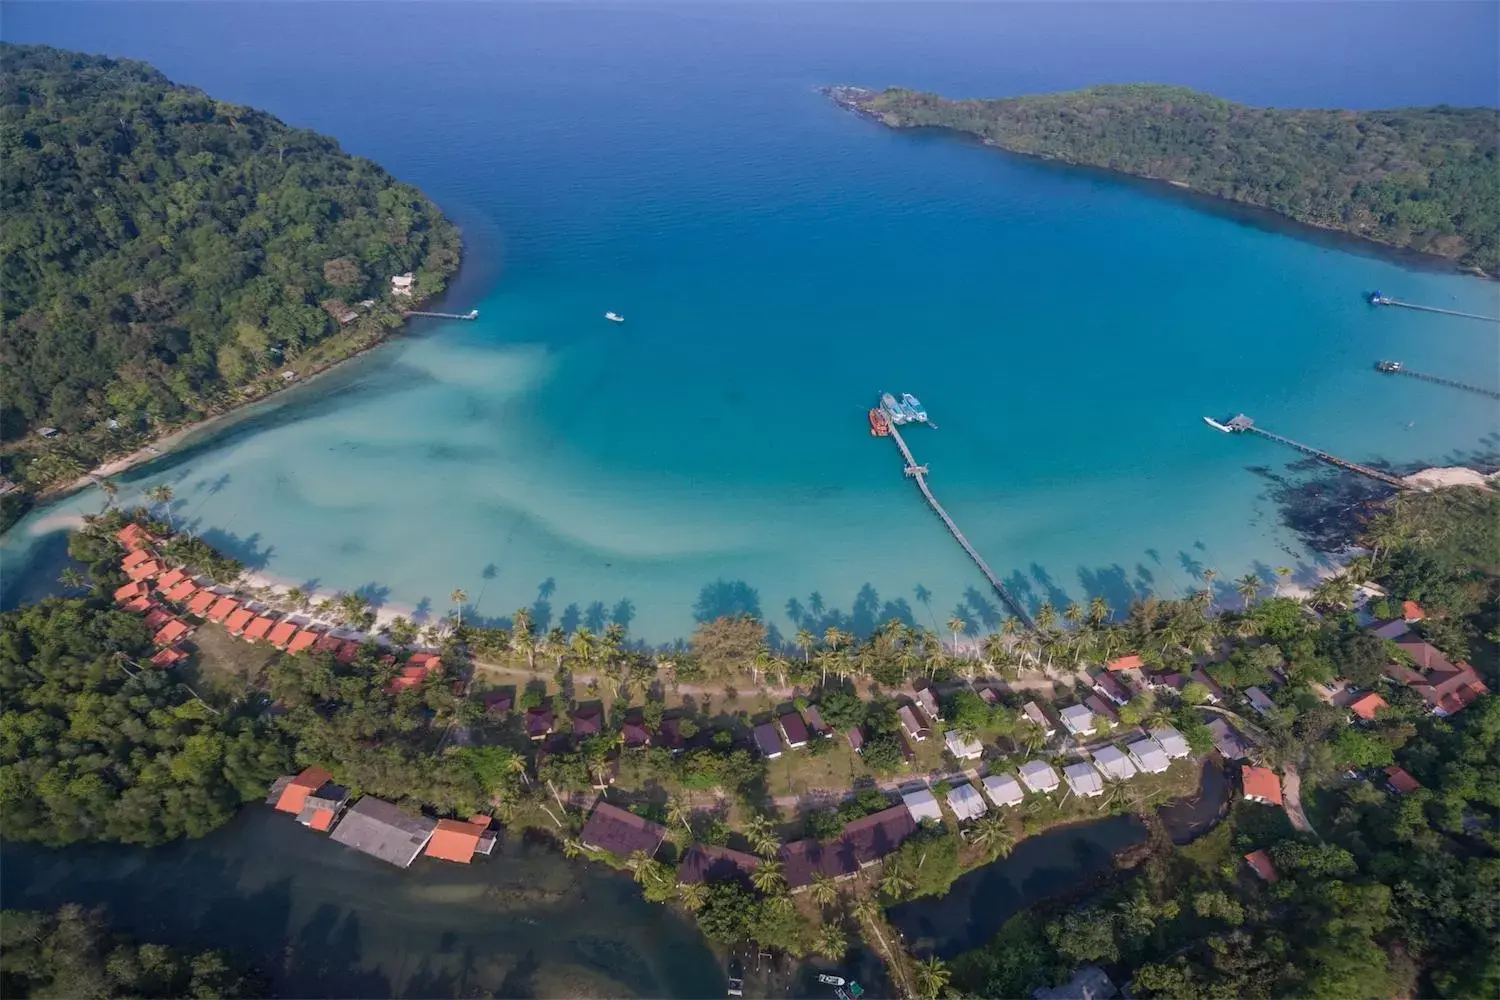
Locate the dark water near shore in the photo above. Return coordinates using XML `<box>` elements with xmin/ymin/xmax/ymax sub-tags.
<box><xmin>1</xmin><ymin>808</ymin><xmax>722</xmax><ymax>998</ymax></box>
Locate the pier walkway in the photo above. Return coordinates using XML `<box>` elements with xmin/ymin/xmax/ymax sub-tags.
<box><xmin>1370</xmin><ymin>296</ymin><xmax>1498</xmax><ymax>324</ymax></box>
<box><xmin>1376</xmin><ymin>362</ymin><xmax>1500</xmax><ymax>401</ymax></box>
<box><xmin>1220</xmin><ymin>415</ymin><xmax>1409</xmax><ymax>490</ymax></box>
<box><xmin>405</xmin><ymin>309</ymin><xmax>479</xmax><ymax>320</ymax></box>
<box><xmin>884</xmin><ymin>418</ymin><xmax>1037</xmax><ymax>631</ymax></box>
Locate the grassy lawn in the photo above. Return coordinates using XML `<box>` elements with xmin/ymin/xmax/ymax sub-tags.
<box><xmin>764</xmin><ymin>742</ymin><xmax>868</xmax><ymax>801</ymax></box>
<box><xmin>183</xmin><ymin>622</ymin><xmax>280</xmax><ymax>703</ymax></box>
<box><xmin>1014</xmin><ymin>758</ymin><xmax>1203</xmax><ymax>837</ymax></box>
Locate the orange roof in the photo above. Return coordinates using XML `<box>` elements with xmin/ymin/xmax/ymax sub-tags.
<box><xmin>144</xmin><ymin>608</ymin><xmax>173</xmax><ymax>630</ymax></box>
<box><xmin>1241</xmin><ymin>766</ymin><xmax>1283</xmax><ymax>806</ymax></box>
<box><xmin>1385</xmin><ymin>766</ymin><xmax>1422</xmax><ymax>795</ymax></box>
<box><xmin>274</xmin><ymin>765</ymin><xmax>334</xmax><ymax>814</ymax></box>
<box><xmin>267</xmin><ymin>621</ymin><xmax>299</xmax><ymax>649</ymax></box>
<box><xmin>1244</xmin><ymin>849</ymin><xmax>1279</xmax><ymax>883</ymax></box>
<box><xmin>115</xmin><ymin>580</ymin><xmax>148</xmax><ymax>603</ymax></box>
<box><xmin>408</xmin><ymin>652</ymin><xmax>442</xmax><ymax>671</ymax></box>
<box><xmin>224</xmin><ymin>608</ymin><xmax>255</xmax><ymax>634</ymax></box>
<box><xmin>123</xmin><ymin>595</ymin><xmax>154</xmax><ymax>614</ymax></box>
<box><xmin>1402</xmin><ymin>600</ymin><xmax>1426</xmax><ymax>621</ymax></box>
<box><xmin>188</xmin><ymin>590</ymin><xmax>218</xmax><ymax>617</ymax></box>
<box><xmin>126</xmin><ymin>559</ymin><xmax>163</xmax><ymax>581</ymax></box>
<box><xmin>424</xmin><ymin>818</ymin><xmax>489</xmax><ymax>863</ymax></box>
<box><xmin>307</xmin><ymin>808</ymin><xmax>336</xmax><ymax>832</ymax></box>
<box><xmin>335</xmin><ymin>640</ymin><xmax>361</xmax><ymax>664</ymax></box>
<box><xmin>1348</xmin><ymin>692</ymin><xmax>1388</xmax><ymax>721</ymax></box>
<box><xmin>151</xmin><ymin>647</ymin><xmax>189</xmax><ymax>668</ymax></box>
<box><xmin>287</xmin><ymin>629</ymin><xmax>320</xmax><ymax>655</ymax></box>
<box><xmin>207</xmin><ymin>596</ymin><xmax>240</xmax><ymax>622</ymax></box>
<box><xmin>1106</xmin><ymin>654</ymin><xmax>1143</xmax><ymax>671</ymax></box>
<box><xmin>244</xmin><ymin>617</ymin><xmax>275</xmax><ymax>641</ymax></box>
<box><xmin>154</xmin><ymin>620</ymin><xmax>190</xmax><ymax>646</ymax></box>
<box><xmin>116</xmin><ymin>523</ymin><xmax>153</xmax><ymax>551</ymax></box>
<box><xmin>122</xmin><ymin>548</ymin><xmax>155</xmax><ymax>570</ymax></box>
<box><xmin>157</xmin><ymin>569</ymin><xmax>188</xmax><ymax>590</ymax></box>
<box><xmin>164</xmin><ymin>580</ymin><xmax>198</xmax><ymax>603</ymax></box>
<box><xmin>314</xmin><ymin>632</ymin><xmax>345</xmax><ymax>654</ymax></box>
<box><xmin>389</xmin><ymin>666</ymin><xmax>427</xmax><ymax>692</ymax></box>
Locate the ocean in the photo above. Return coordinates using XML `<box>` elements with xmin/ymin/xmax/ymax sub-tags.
<box><xmin>4</xmin><ymin>2</ymin><xmax>1498</xmax><ymax>644</ymax></box>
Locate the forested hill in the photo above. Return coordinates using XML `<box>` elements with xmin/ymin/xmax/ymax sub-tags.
<box><xmin>831</xmin><ymin>84</ymin><xmax>1500</xmax><ymax>273</ymax></box>
<box><xmin>0</xmin><ymin>44</ymin><xmax>460</xmax><ymax>468</ymax></box>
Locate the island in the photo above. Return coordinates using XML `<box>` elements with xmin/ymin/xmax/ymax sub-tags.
<box><xmin>0</xmin><ymin>44</ymin><xmax>463</xmax><ymax>529</ymax></box>
<box><xmin>827</xmin><ymin>84</ymin><xmax>1499</xmax><ymax>275</ymax></box>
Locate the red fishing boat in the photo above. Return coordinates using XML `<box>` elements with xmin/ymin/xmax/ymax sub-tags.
<box><xmin>868</xmin><ymin>407</ymin><xmax>890</xmax><ymax>436</ymax></box>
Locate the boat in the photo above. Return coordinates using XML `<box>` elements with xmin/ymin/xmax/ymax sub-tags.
<box><xmin>868</xmin><ymin>408</ymin><xmax>890</xmax><ymax>437</ymax></box>
<box><xmin>880</xmin><ymin>392</ymin><xmax>907</xmax><ymax>423</ymax></box>
<box><xmin>901</xmin><ymin>392</ymin><xmax>928</xmax><ymax>423</ymax></box>
<box><xmin>605</xmin><ymin>312</ymin><xmax>624</xmax><ymax>323</ymax></box>
<box><xmin>1202</xmin><ymin>416</ymin><xmax>1233</xmax><ymax>433</ymax></box>
<box><xmin>726</xmin><ymin>959</ymin><xmax>744</xmax><ymax>998</ymax></box>
<box><xmin>1376</xmin><ymin>360</ymin><xmax>1403</xmax><ymax>373</ymax></box>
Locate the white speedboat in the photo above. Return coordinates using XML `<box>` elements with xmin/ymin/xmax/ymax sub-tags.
<box><xmin>1203</xmin><ymin>416</ymin><xmax>1232</xmax><ymax>432</ymax></box>
<box><xmin>605</xmin><ymin>312</ymin><xmax>624</xmax><ymax>323</ymax></box>
<box><xmin>880</xmin><ymin>392</ymin><xmax>907</xmax><ymax>423</ymax></box>
<box><xmin>901</xmin><ymin>393</ymin><xmax>928</xmax><ymax>423</ymax></box>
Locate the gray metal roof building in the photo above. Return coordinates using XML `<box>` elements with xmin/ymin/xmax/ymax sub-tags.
<box><xmin>328</xmin><ymin>796</ymin><xmax>437</xmax><ymax>868</ymax></box>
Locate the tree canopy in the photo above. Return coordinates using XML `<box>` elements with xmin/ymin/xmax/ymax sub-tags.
<box><xmin>838</xmin><ymin>84</ymin><xmax>1500</xmax><ymax>272</ymax></box>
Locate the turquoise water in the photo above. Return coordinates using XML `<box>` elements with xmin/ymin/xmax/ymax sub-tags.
<box><xmin>4</xmin><ymin>3</ymin><xmax>1498</xmax><ymax>643</ymax></box>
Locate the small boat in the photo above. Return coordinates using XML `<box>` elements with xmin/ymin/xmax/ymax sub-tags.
<box><xmin>868</xmin><ymin>408</ymin><xmax>890</xmax><ymax>437</ymax></box>
<box><xmin>901</xmin><ymin>392</ymin><xmax>928</xmax><ymax>423</ymax></box>
<box><xmin>880</xmin><ymin>392</ymin><xmax>907</xmax><ymax>423</ymax></box>
<box><xmin>1202</xmin><ymin>416</ymin><xmax>1232</xmax><ymax>433</ymax></box>
<box><xmin>1375</xmin><ymin>360</ymin><xmax>1403</xmax><ymax>373</ymax></box>
<box><xmin>604</xmin><ymin>312</ymin><xmax>624</xmax><ymax>323</ymax></box>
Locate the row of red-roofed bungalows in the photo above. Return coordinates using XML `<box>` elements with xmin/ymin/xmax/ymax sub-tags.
<box><xmin>113</xmin><ymin>523</ymin><xmax>441</xmax><ymax>690</ymax></box>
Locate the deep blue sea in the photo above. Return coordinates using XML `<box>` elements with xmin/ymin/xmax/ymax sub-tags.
<box><xmin>4</xmin><ymin>2</ymin><xmax>1498</xmax><ymax>643</ymax></box>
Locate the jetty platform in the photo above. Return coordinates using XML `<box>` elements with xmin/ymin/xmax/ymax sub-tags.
<box><xmin>1375</xmin><ymin>361</ymin><xmax>1500</xmax><ymax>401</ymax></box>
<box><xmin>1216</xmin><ymin>414</ymin><xmax>1408</xmax><ymax>490</ymax></box>
<box><xmin>1368</xmin><ymin>294</ymin><xmax>1497</xmax><ymax>324</ymax></box>
<box><xmin>880</xmin><ymin>410</ymin><xmax>1036</xmax><ymax>631</ymax></box>
<box><xmin>405</xmin><ymin>309</ymin><xmax>479</xmax><ymax>320</ymax></box>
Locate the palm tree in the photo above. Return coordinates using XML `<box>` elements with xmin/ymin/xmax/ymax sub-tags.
<box><xmin>1201</xmin><ymin>567</ymin><xmax>1218</xmax><ymax>596</ymax></box>
<box><xmin>98</xmin><ymin>477</ymin><xmax>118</xmax><ymax>511</ymax></box>
<box><xmin>561</xmin><ymin>837</ymin><xmax>583</xmax><ymax>859</ymax></box>
<box><xmin>851</xmin><ymin>895</ymin><xmax>881</xmax><ymax>928</ymax></box>
<box><xmin>745</xmin><ymin>814</ymin><xmax>781</xmax><ymax>858</ymax></box>
<box><xmin>545</xmin><ymin>626</ymin><xmax>566</xmax><ymax>670</ymax></box>
<box><xmin>808</xmin><ymin>871</ymin><xmax>839</xmax><ymax>907</ymax></box>
<box><xmin>286</xmin><ymin>586</ymin><xmax>307</xmax><ymax>611</ymax></box>
<box><xmin>666</xmin><ymin>795</ymin><xmax>693</xmax><ymax>834</ymax></box>
<box><xmin>1273</xmin><ymin>566</ymin><xmax>1293</xmax><ymax>596</ymax></box>
<box><xmin>814</xmin><ymin>923</ymin><xmax>848</xmax><ymax>960</ymax></box>
<box><xmin>968</xmin><ymin>815</ymin><xmax>1014</xmax><ymax>859</ymax></box>
<box><xmin>946</xmin><ymin>614</ymin><xmax>966</xmax><ymax>655</ymax></box>
<box><xmin>749</xmin><ymin>858</ymin><xmax>785</xmax><ymax>894</ymax></box>
<box><xmin>570</xmin><ymin>627</ymin><xmax>596</xmax><ymax>673</ymax></box>
<box><xmin>58</xmin><ymin>566</ymin><xmax>87</xmax><ymax>592</ymax></box>
<box><xmin>795</xmin><ymin>628</ymin><xmax>815</xmax><ymax>664</ymax></box>
<box><xmin>1088</xmin><ymin>596</ymin><xmax>1111</xmax><ymax>628</ymax></box>
<box><xmin>146</xmin><ymin>483</ymin><xmax>175</xmax><ymax>527</ymax></box>
<box><xmin>880</xmin><ymin>864</ymin><xmax>914</xmax><ymax>900</ymax></box>
<box><xmin>677</xmin><ymin>880</ymin><xmax>708</xmax><ymax>912</ymax></box>
<box><xmin>915</xmin><ymin>956</ymin><xmax>951</xmax><ymax>1000</ymax></box>
<box><xmin>450</xmin><ymin>588</ymin><xmax>468</xmax><ymax>629</ymax></box>
<box><xmin>1234</xmin><ymin>573</ymin><xmax>1261</xmax><ymax>608</ymax></box>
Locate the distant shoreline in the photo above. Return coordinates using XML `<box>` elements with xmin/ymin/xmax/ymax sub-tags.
<box><xmin>824</xmin><ymin>86</ymin><xmax>1496</xmax><ymax>283</ymax></box>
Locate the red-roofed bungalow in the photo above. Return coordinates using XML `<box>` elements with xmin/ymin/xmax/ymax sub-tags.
<box><xmin>126</xmin><ymin>559</ymin><xmax>164</xmax><ymax>582</ymax></box>
<box><xmin>1402</xmin><ymin>600</ymin><xmax>1426</xmax><ymax>622</ymax></box>
<box><xmin>1241</xmin><ymin>766</ymin><xmax>1283</xmax><ymax>806</ymax></box>
<box><xmin>122</xmin><ymin>548</ymin><xmax>155</xmax><ymax>571</ymax></box>
<box><xmin>389</xmin><ymin>666</ymin><xmax>428</xmax><ymax>692</ymax></box>
<box><xmin>267</xmin><ymin>621</ymin><xmax>299</xmax><ymax>649</ymax></box>
<box><xmin>207</xmin><ymin>596</ymin><xmax>240</xmax><ymax>622</ymax></box>
<box><xmin>157</xmin><ymin>569</ymin><xmax>188</xmax><ymax>591</ymax></box>
<box><xmin>424</xmin><ymin>817</ymin><xmax>496</xmax><ymax>863</ymax></box>
<box><xmin>1348</xmin><ymin>692</ymin><xmax>1388</xmax><ymax>721</ymax></box>
<box><xmin>244</xmin><ymin>616</ymin><xmax>275</xmax><ymax>643</ymax></box>
<box><xmin>1244</xmin><ymin>850</ymin><xmax>1279</xmax><ymax>883</ymax></box>
<box><xmin>123</xmin><ymin>595</ymin><xmax>154</xmax><ymax>614</ymax></box>
<box><xmin>287</xmin><ymin>629</ymin><xmax>320</xmax><ymax>655</ymax></box>
<box><xmin>116</xmin><ymin>523</ymin><xmax>155</xmax><ymax>551</ymax></box>
<box><xmin>154</xmin><ymin>620</ymin><xmax>191</xmax><ymax>646</ymax></box>
<box><xmin>164</xmin><ymin>579</ymin><xmax>198</xmax><ymax>603</ymax></box>
<box><xmin>187</xmin><ymin>590</ymin><xmax>218</xmax><ymax>617</ymax></box>
<box><xmin>1385</xmin><ymin>766</ymin><xmax>1422</xmax><ymax>795</ymax></box>
<box><xmin>144</xmin><ymin>607</ymin><xmax>174</xmax><ymax>631</ymax></box>
<box><xmin>224</xmin><ymin>608</ymin><xmax>255</xmax><ymax>635</ymax></box>
<box><xmin>115</xmin><ymin>580</ymin><xmax>149</xmax><ymax>604</ymax></box>
<box><xmin>314</xmin><ymin>632</ymin><xmax>344</xmax><ymax>655</ymax></box>
<box><xmin>1106</xmin><ymin>654</ymin><xmax>1143</xmax><ymax>671</ymax></box>
<box><xmin>335</xmin><ymin>640</ymin><xmax>361</xmax><ymax>664</ymax></box>
<box><xmin>273</xmin><ymin>766</ymin><xmax>335</xmax><ymax>814</ymax></box>
<box><xmin>151</xmin><ymin>647</ymin><xmax>189</xmax><ymax>669</ymax></box>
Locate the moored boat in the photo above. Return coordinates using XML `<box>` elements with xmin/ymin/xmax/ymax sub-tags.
<box><xmin>880</xmin><ymin>392</ymin><xmax>907</xmax><ymax>423</ymax></box>
<box><xmin>1202</xmin><ymin>416</ymin><xmax>1232</xmax><ymax>432</ymax></box>
<box><xmin>868</xmin><ymin>408</ymin><xmax>890</xmax><ymax>436</ymax></box>
<box><xmin>605</xmin><ymin>312</ymin><xmax>624</xmax><ymax>322</ymax></box>
<box><xmin>901</xmin><ymin>392</ymin><xmax>928</xmax><ymax>422</ymax></box>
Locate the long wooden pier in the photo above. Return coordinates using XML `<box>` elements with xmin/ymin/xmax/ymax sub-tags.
<box><xmin>1376</xmin><ymin>361</ymin><xmax>1500</xmax><ymax>401</ymax></box>
<box><xmin>1369</xmin><ymin>295</ymin><xmax>1498</xmax><ymax>324</ymax></box>
<box><xmin>883</xmin><ymin>417</ymin><xmax>1037</xmax><ymax>631</ymax></box>
<box><xmin>1218</xmin><ymin>415</ymin><xmax>1409</xmax><ymax>490</ymax></box>
<box><xmin>405</xmin><ymin>309</ymin><xmax>479</xmax><ymax>320</ymax></box>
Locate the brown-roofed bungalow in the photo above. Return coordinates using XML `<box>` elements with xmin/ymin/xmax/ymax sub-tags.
<box><xmin>656</xmin><ymin>716</ymin><xmax>686</xmax><ymax>751</ymax></box>
<box><xmin>144</xmin><ymin>607</ymin><xmax>173</xmax><ymax>631</ymax></box>
<box><xmin>116</xmin><ymin>523</ymin><xmax>154</xmax><ymax>551</ymax></box>
<box><xmin>151</xmin><ymin>647</ymin><xmax>189</xmax><ymax>668</ymax></box>
<box><xmin>164</xmin><ymin>579</ymin><xmax>198</xmax><ymax>604</ymax></box>
<box><xmin>622</xmin><ymin>718</ymin><xmax>651</xmax><ymax>747</ymax></box>
<box><xmin>572</xmin><ymin>706</ymin><xmax>603</xmax><ymax>737</ymax></box>
<box><xmin>314</xmin><ymin>632</ymin><xmax>345</xmax><ymax>655</ymax></box>
<box><xmin>840</xmin><ymin>805</ymin><xmax>916</xmax><ymax>867</ymax></box>
<box><xmin>115</xmin><ymin>580</ymin><xmax>149</xmax><ymax>604</ymax></box>
<box><xmin>483</xmin><ymin>690</ymin><xmax>514</xmax><ymax>716</ymax></box>
<box><xmin>525</xmin><ymin>706</ymin><xmax>554</xmax><ymax>740</ymax></box>
<box><xmin>157</xmin><ymin>569</ymin><xmax>188</xmax><ymax>591</ymax></box>
<box><xmin>1385</xmin><ymin>766</ymin><xmax>1422</xmax><ymax>795</ymax></box>
<box><xmin>334</xmin><ymin>639</ymin><xmax>361</xmax><ymax>663</ymax></box>
<box><xmin>579</xmin><ymin>800</ymin><xmax>667</xmax><ymax>861</ymax></box>
<box><xmin>676</xmin><ymin>844</ymin><xmax>760</xmax><ymax>885</ymax></box>
<box><xmin>123</xmin><ymin>595</ymin><xmax>154</xmax><ymax>614</ymax></box>
<box><xmin>122</xmin><ymin>548</ymin><xmax>155</xmax><ymax>571</ymax></box>
<box><xmin>779</xmin><ymin>711</ymin><xmax>810</xmax><ymax>748</ymax></box>
<box><xmin>125</xmin><ymin>559</ymin><xmax>164</xmax><ymax>582</ymax></box>
<box><xmin>207</xmin><ymin>596</ymin><xmax>240</xmax><ymax>623</ymax></box>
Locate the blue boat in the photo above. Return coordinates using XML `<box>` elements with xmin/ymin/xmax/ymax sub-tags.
<box><xmin>901</xmin><ymin>393</ymin><xmax>928</xmax><ymax>423</ymax></box>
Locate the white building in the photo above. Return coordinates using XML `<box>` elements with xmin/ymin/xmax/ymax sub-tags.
<box><xmin>947</xmin><ymin>782</ymin><xmax>989</xmax><ymax>821</ymax></box>
<box><xmin>1148</xmin><ymin>726</ymin><xmax>1191</xmax><ymax>760</ymax></box>
<box><xmin>1022</xmin><ymin>701</ymin><xmax>1055</xmax><ymax>736</ymax></box>
<box><xmin>1063</xmin><ymin>762</ymin><xmax>1105</xmax><ymax>798</ymax></box>
<box><xmin>944</xmin><ymin>729</ymin><xmax>984</xmax><ymax>760</ymax></box>
<box><xmin>391</xmin><ymin>272</ymin><xmax>415</xmax><ymax>297</ymax></box>
<box><xmin>1091</xmin><ymin>745</ymin><xmax>1138</xmax><ymax>781</ymax></box>
<box><xmin>902</xmin><ymin>787</ymin><xmax>944</xmax><ymax>823</ymax></box>
<box><xmin>1017</xmin><ymin>760</ymin><xmax>1060</xmax><ymax>794</ymax></box>
<box><xmin>1126</xmin><ymin>738</ymin><xmax>1170</xmax><ymax>774</ymax></box>
<box><xmin>1059</xmin><ymin>704</ymin><xmax>1096</xmax><ymax>737</ymax></box>
<box><xmin>981</xmin><ymin>773</ymin><xmax>1025</xmax><ymax>808</ymax></box>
